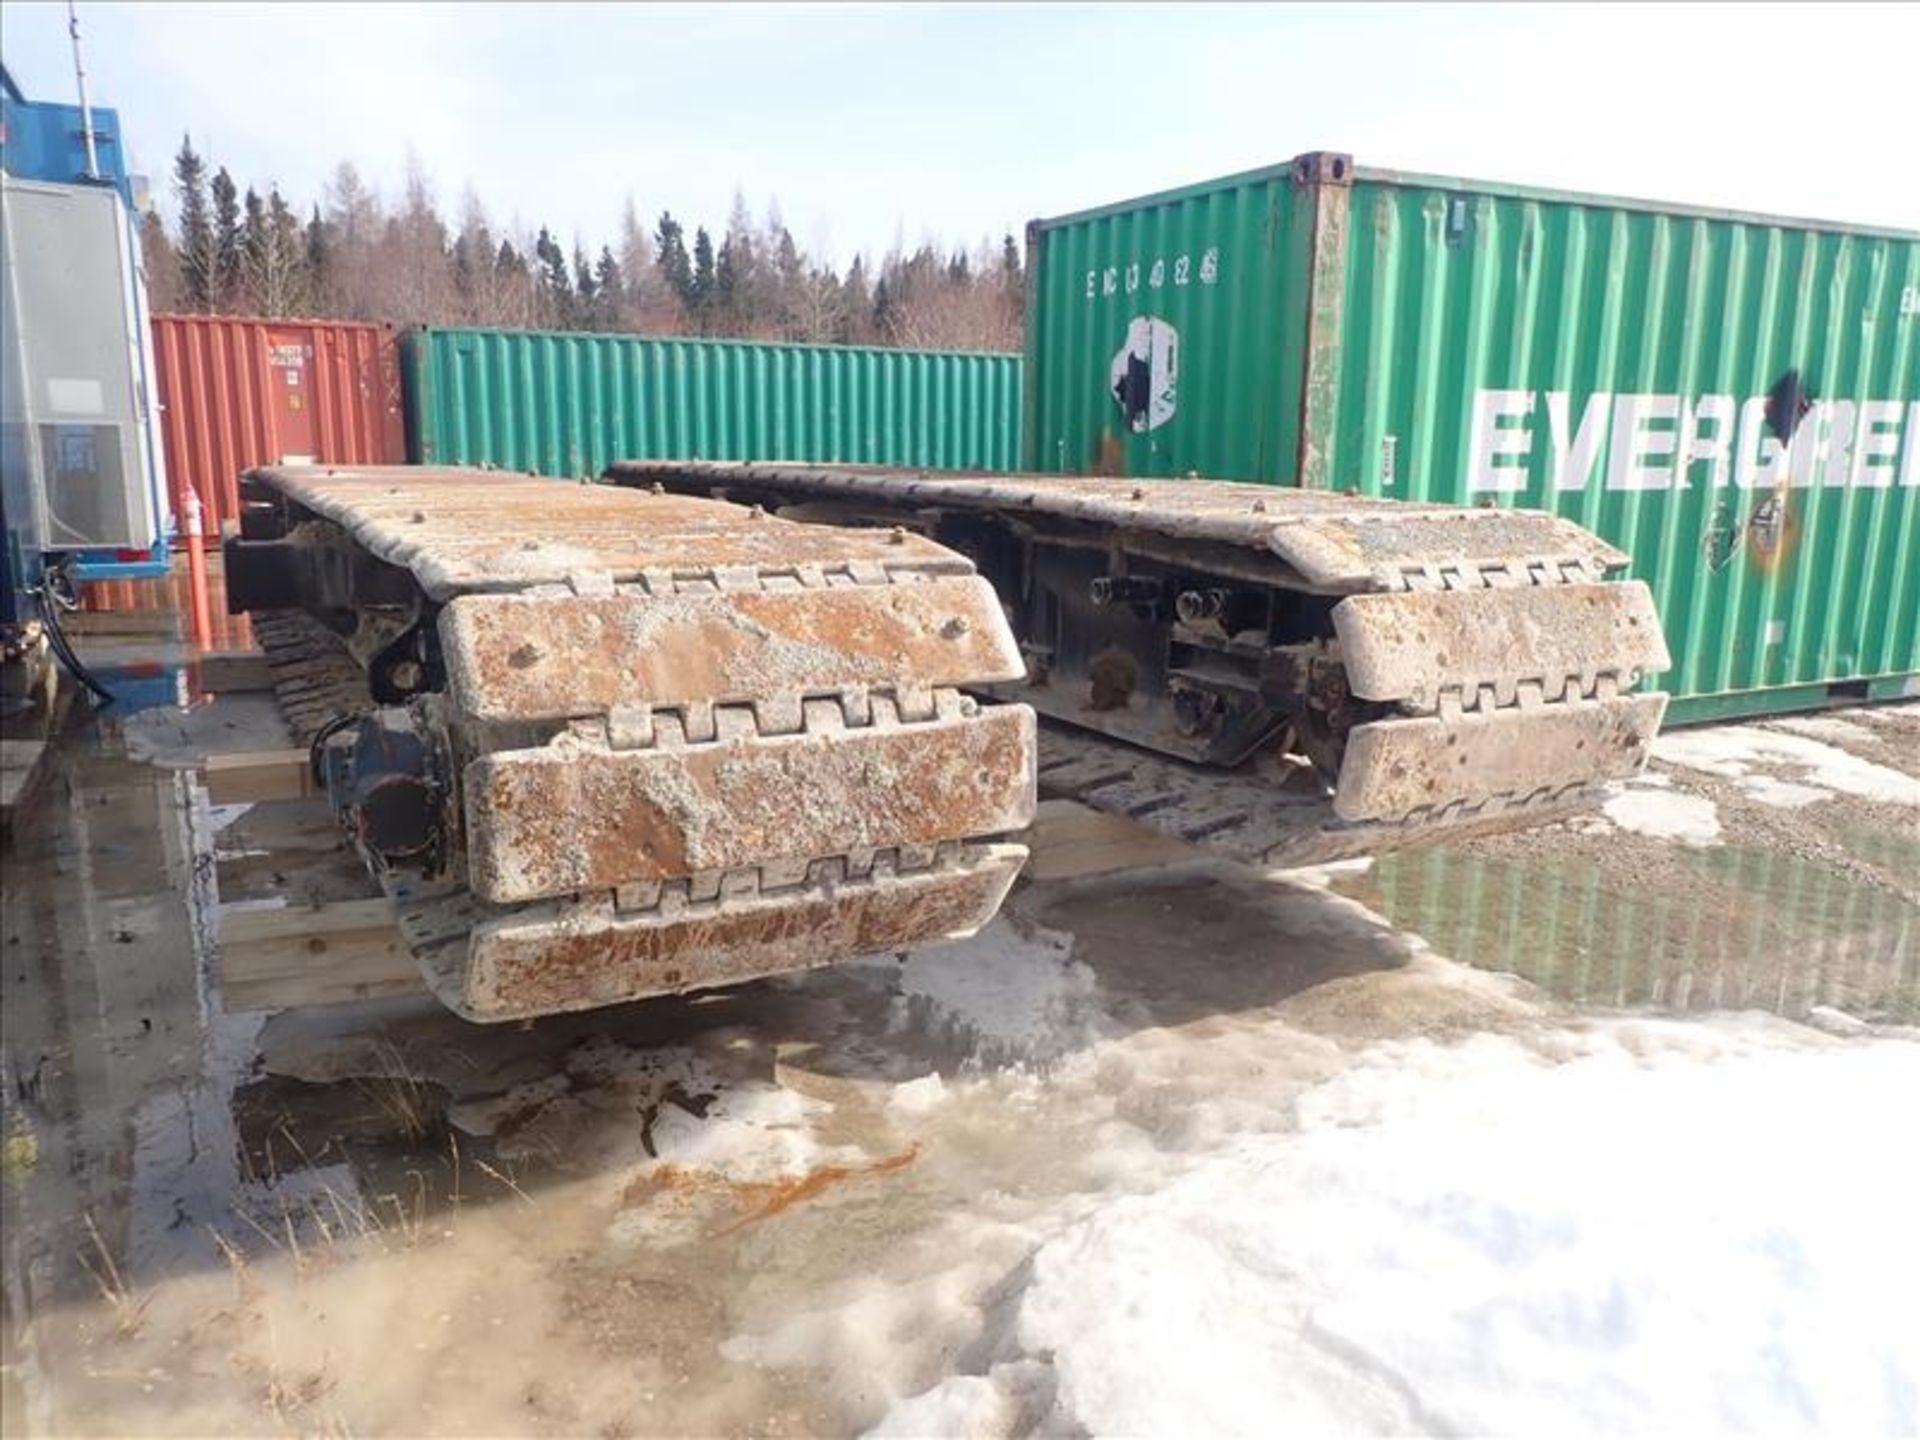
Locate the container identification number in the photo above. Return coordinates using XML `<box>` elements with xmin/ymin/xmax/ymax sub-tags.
<box><xmin>1086</xmin><ymin>247</ymin><xmax>1220</xmax><ymax>301</ymax></box>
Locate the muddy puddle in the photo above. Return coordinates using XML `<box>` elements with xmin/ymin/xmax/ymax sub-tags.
<box><xmin>5</xmin><ymin>684</ymin><xmax>1917</xmax><ymax>1435</ymax></box>
<box><xmin>1332</xmin><ymin>844</ymin><xmax>1917</xmax><ymax>1022</ymax></box>
<box><xmin>0</xmin><ymin>705</ymin><xmax>1445</xmax><ymax>1435</ymax></box>
<box><xmin>1327</xmin><ymin>708</ymin><xmax>1920</xmax><ymax>1026</ymax></box>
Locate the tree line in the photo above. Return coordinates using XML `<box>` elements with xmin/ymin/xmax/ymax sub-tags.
<box><xmin>141</xmin><ymin>137</ymin><xmax>1023</xmax><ymax>352</ymax></box>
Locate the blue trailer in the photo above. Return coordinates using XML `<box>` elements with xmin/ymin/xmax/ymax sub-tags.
<box><xmin>1</xmin><ymin>61</ymin><xmax>170</xmax><ymax>654</ymax></box>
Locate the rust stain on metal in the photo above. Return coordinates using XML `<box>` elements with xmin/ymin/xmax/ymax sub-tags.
<box><xmin>466</xmin><ymin>707</ymin><xmax>1034</xmax><ymax>904</ymax></box>
<box><xmin>442</xmin><ymin>578</ymin><xmax>1026</xmax><ymax>723</ymax></box>
<box><xmin>1744</xmin><ymin>490</ymin><xmax>1798</xmax><ymax>575</ymax></box>
<box><xmin>245</xmin><ymin>465</ymin><xmax>1039</xmax><ymax>1022</ymax></box>
<box><xmin>243</xmin><ymin>462</ymin><xmax>1682</xmax><ymax>1026</ymax></box>
<box><xmin>461</xmin><ymin>848</ymin><xmax>1024</xmax><ymax>1020</ymax></box>
<box><xmin>1335</xmin><ymin>694</ymin><xmax>1666</xmax><ymax>822</ymax></box>
<box><xmin>1335</xmin><ymin>582</ymin><xmax>1670</xmax><ymax>709</ymax></box>
<box><xmin>1087</xmin><ymin>648</ymin><xmax>1139</xmax><ymax>711</ymax></box>
<box><xmin>605</xmin><ymin>461</ymin><xmax>1630</xmax><ymax>593</ymax></box>
<box><xmin>251</xmin><ymin>465</ymin><xmax>972</xmax><ymax>600</ymax></box>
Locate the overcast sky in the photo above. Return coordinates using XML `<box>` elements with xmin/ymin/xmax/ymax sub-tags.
<box><xmin>5</xmin><ymin>2</ymin><xmax>1916</xmax><ymax>264</ymax></box>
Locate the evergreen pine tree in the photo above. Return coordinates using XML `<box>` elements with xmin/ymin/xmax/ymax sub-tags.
<box><xmin>239</xmin><ymin>186</ymin><xmax>267</xmax><ymax>311</ymax></box>
<box><xmin>210</xmin><ymin>167</ymin><xmax>243</xmax><ymax>311</ymax></box>
<box><xmin>654</xmin><ymin>211</ymin><xmax>693</xmax><ymax>317</ymax></box>
<box><xmin>594</xmin><ymin>246</ymin><xmax>622</xmax><ymax>330</ymax></box>
<box><xmin>690</xmin><ymin>227</ymin><xmax>716</xmax><ymax>330</ymax></box>
<box><xmin>268</xmin><ymin>188</ymin><xmax>307</xmax><ymax>314</ymax></box>
<box><xmin>496</xmin><ymin>239</ymin><xmax>531</xmax><ymax>324</ymax></box>
<box><xmin>838</xmin><ymin>255</ymin><xmax>872</xmax><ymax>345</ymax></box>
<box><xmin>533</xmin><ymin>226</ymin><xmax>571</xmax><ymax>325</ymax></box>
<box><xmin>303</xmin><ymin>206</ymin><xmax>334</xmax><ymax>312</ymax></box>
<box><xmin>173</xmin><ymin>135</ymin><xmax>215</xmax><ymax>311</ymax></box>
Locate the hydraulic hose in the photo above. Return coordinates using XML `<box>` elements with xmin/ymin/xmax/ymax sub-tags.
<box><xmin>35</xmin><ymin>574</ymin><xmax>115</xmax><ymax>705</ymax></box>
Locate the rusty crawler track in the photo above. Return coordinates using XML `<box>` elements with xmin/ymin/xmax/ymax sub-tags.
<box><xmin>252</xmin><ymin>608</ymin><xmax>1608</xmax><ymax>890</ymax></box>
<box><xmin>231</xmin><ymin>466</ymin><xmax>1035</xmax><ymax>1021</ymax></box>
<box><xmin>612</xmin><ymin>462</ymin><xmax>1673</xmax><ymax>862</ymax></box>
<box><xmin>234</xmin><ymin>461</ymin><xmax>1672</xmax><ymax>1021</ymax></box>
<box><xmin>248</xmin><ymin>609</ymin><xmax>373</xmax><ymax>744</ymax></box>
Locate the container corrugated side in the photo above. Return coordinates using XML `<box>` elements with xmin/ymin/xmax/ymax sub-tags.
<box><xmin>1323</xmin><ymin>171</ymin><xmax>1920</xmax><ymax>721</ymax></box>
<box><xmin>1023</xmin><ymin>157</ymin><xmax>1319</xmax><ymax>481</ymax></box>
<box><xmin>404</xmin><ymin>328</ymin><xmax>1022</xmax><ymax>477</ymax></box>
<box><xmin>151</xmin><ymin>315</ymin><xmax>407</xmax><ymax>539</ymax></box>
<box><xmin>1022</xmin><ymin>153</ymin><xmax>1920</xmax><ymax>721</ymax></box>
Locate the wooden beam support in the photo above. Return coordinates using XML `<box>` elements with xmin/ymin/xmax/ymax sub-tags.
<box><xmin>64</xmin><ymin>610</ymin><xmax>181</xmax><ymax>638</ymax></box>
<box><xmin>201</xmin><ymin>800</ymin><xmax>1205</xmax><ymax>1016</ymax></box>
<box><xmin>218</xmin><ymin>898</ymin><xmax>426</xmax><ymax>1010</ymax></box>
<box><xmin>202</xmin><ymin>748</ymin><xmax>317</xmax><ymax>804</ymax></box>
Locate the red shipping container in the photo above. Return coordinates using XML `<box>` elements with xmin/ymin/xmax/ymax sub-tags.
<box><xmin>150</xmin><ymin>315</ymin><xmax>407</xmax><ymax>541</ymax></box>
<box><xmin>76</xmin><ymin>555</ymin><xmax>255</xmax><ymax>653</ymax></box>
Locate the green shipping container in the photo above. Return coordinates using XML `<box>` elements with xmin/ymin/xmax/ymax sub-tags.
<box><xmin>1025</xmin><ymin>154</ymin><xmax>1920</xmax><ymax>723</ymax></box>
<box><xmin>405</xmin><ymin>327</ymin><xmax>1022</xmax><ymax>479</ymax></box>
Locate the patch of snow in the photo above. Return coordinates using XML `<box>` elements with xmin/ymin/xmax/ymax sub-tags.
<box><xmin>590</xmin><ymin>1047</ymin><xmax>867</xmax><ymax>1249</ymax></box>
<box><xmin>1276</xmin><ymin>856</ymin><xmax>1376</xmax><ymax>890</ymax></box>
<box><xmin>888</xmin><ymin>1073</ymin><xmax>948</xmax><ymax>1117</ymax></box>
<box><xmin>864</xmin><ymin>1363</ymin><xmax>1051</xmax><ymax>1439</ymax></box>
<box><xmin>869</xmin><ymin>919</ymin><xmax>1104</xmax><ymax>1067</ymax></box>
<box><xmin>446</xmin><ymin>1036</ymin><xmax>870</xmax><ymax>1253</ymax></box>
<box><xmin>1767</xmin><ymin>714</ymin><xmax>1882</xmax><ymax>746</ymax></box>
<box><xmin>1601</xmin><ymin>788</ymin><xmax>1721</xmax><ymax>846</ymax></box>
<box><xmin>1653</xmin><ymin>727</ymin><xmax>1920</xmax><ymax>806</ymax></box>
<box><xmin>1804</xmin><ymin>1006</ymin><xmax>1871</xmax><ymax>1039</ymax></box>
<box><xmin>1628</xmin><ymin>770</ymin><xmax>1674</xmax><ymax>788</ymax></box>
<box><xmin>554</xmin><ymin>1036</ymin><xmax>837</xmax><ymax>1185</ymax></box>
<box><xmin>118</xmin><ymin>704</ymin><xmax>194</xmax><ymax>765</ymax></box>
<box><xmin>1738</xmin><ymin>775</ymin><xmax>1831</xmax><ymax>809</ymax></box>
<box><xmin>205</xmin><ymin>801</ymin><xmax>254</xmax><ymax>834</ymax></box>
<box><xmin>870</xmin><ymin>1033</ymin><xmax>1920</xmax><ymax>1438</ymax></box>
<box><xmin>118</xmin><ymin>692</ymin><xmax>290</xmax><ymax>765</ymax></box>
<box><xmin>650</xmin><ymin>1079</ymin><xmax>834</xmax><ymax>1181</ymax></box>
<box><xmin>446</xmin><ymin>1073</ymin><xmax>573</xmax><ymax>1138</ymax></box>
